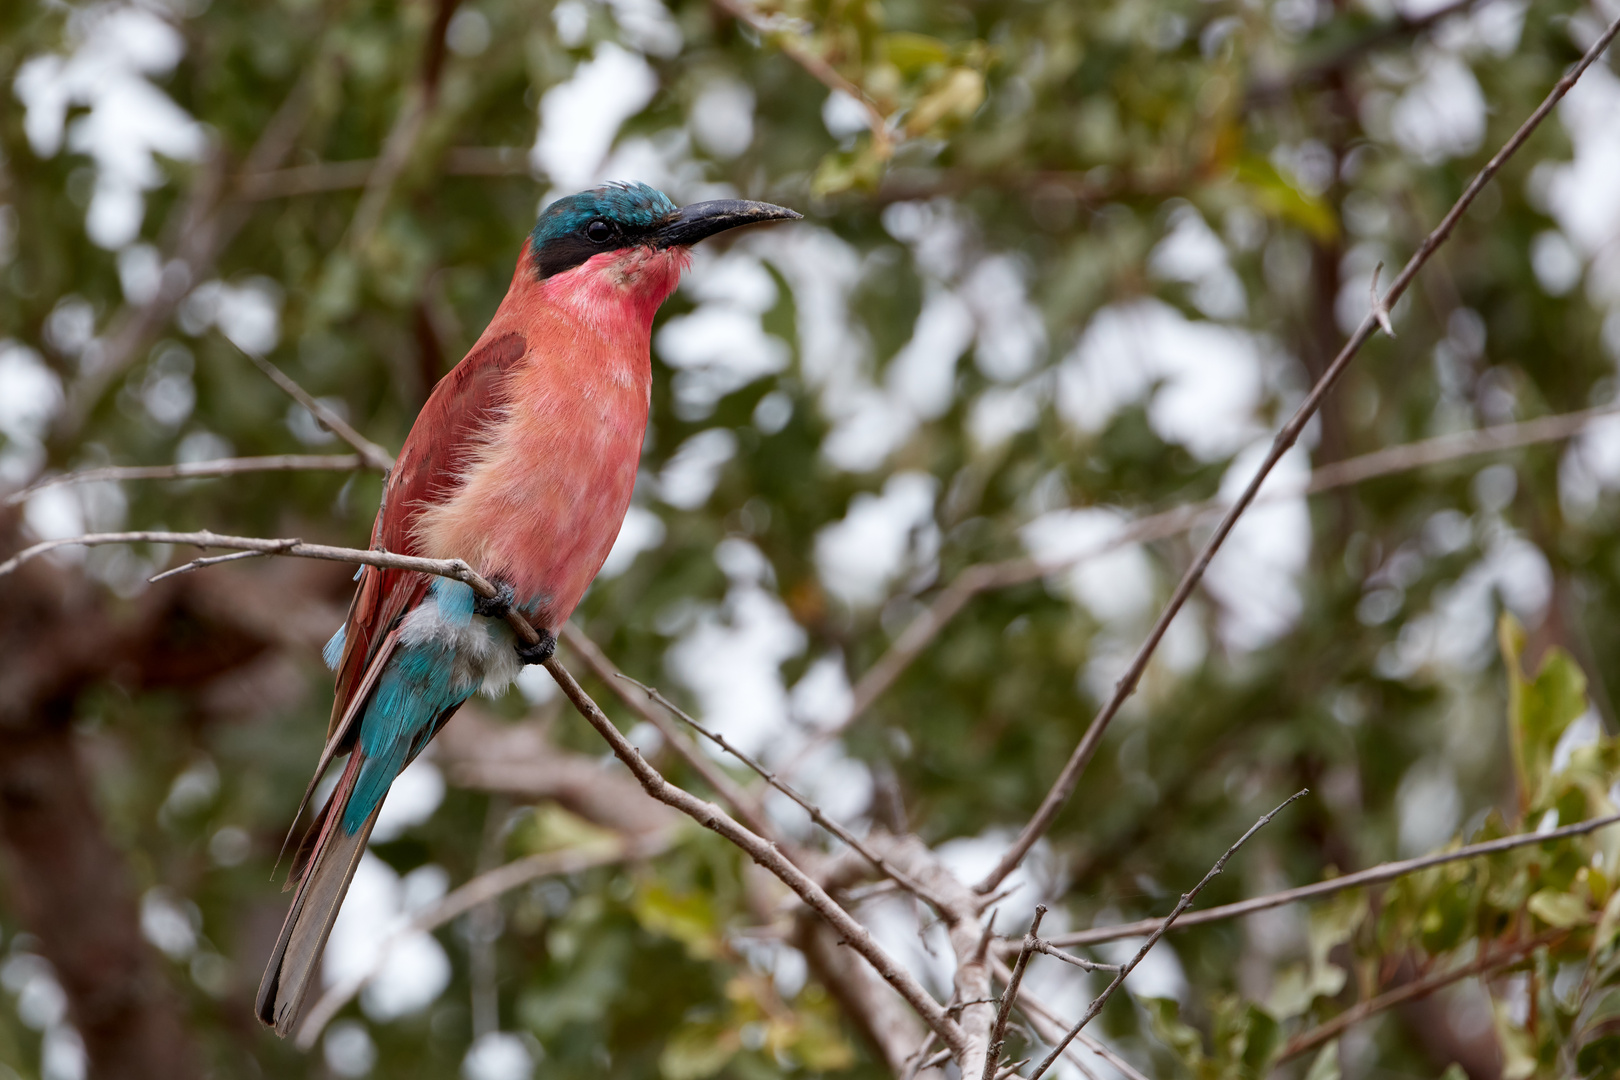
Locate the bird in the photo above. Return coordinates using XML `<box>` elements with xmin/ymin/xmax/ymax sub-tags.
<box><xmin>256</xmin><ymin>182</ymin><xmax>799</xmax><ymax>1035</ymax></box>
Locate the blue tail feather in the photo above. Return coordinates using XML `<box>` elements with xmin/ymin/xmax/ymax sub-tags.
<box><xmin>342</xmin><ymin>640</ymin><xmax>474</xmax><ymax>834</ymax></box>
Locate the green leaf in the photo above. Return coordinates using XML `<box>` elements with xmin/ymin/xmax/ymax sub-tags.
<box><xmin>883</xmin><ymin>32</ymin><xmax>951</xmax><ymax>74</ymax></box>
<box><xmin>1528</xmin><ymin>887</ymin><xmax>1589</xmax><ymax>929</ymax></box>
<box><xmin>633</xmin><ymin>882</ymin><xmax>722</xmax><ymax>960</ymax></box>
<box><xmin>1501</xmin><ymin>613</ymin><xmax>1590</xmax><ymax>812</ymax></box>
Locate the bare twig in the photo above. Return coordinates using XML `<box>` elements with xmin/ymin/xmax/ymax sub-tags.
<box><xmin>557</xmin><ymin>624</ymin><xmax>775</xmax><ymax>840</ymax></box>
<box><xmin>789</xmin><ymin>398</ymin><xmax>1620</xmax><ymax>775</ymax></box>
<box><xmin>1028</xmin><ymin>791</ymin><xmax>1306</xmax><ymax>1079</ymax></box>
<box><xmin>539</xmin><ymin>658</ymin><xmax>970</xmax><ymax>1056</ymax></box>
<box><xmin>983</xmin><ymin>906</ymin><xmax>1046</xmax><ymax>1080</ymax></box>
<box><xmin>1030</xmin><ymin>940</ymin><xmax>1119</xmax><ymax>973</ymax></box>
<box><xmin>5</xmin><ymin>455</ymin><xmax>367</xmax><ymax>506</ymax></box>
<box><xmin>987</xmin><ymin>963</ymin><xmax>1115</xmax><ymax>1080</ymax></box>
<box><xmin>617</xmin><ymin>673</ymin><xmax>954</xmax><ymax>912</ymax></box>
<box><xmin>977</xmin><ymin>15</ymin><xmax>1620</xmax><ymax>895</ymax></box>
<box><xmin>1279</xmin><ymin>929</ymin><xmax>1566</xmax><ymax>1062</ymax></box>
<box><xmin>236</xmin><ymin>349</ymin><xmax>396</xmax><ymax>471</ymax></box>
<box><xmin>296</xmin><ymin>838</ymin><xmax>664</xmax><ymax>1048</ymax></box>
<box><xmin>708</xmin><ymin>0</ymin><xmax>892</xmax><ymax>156</ymax></box>
<box><xmin>1042</xmin><ymin>809</ymin><xmax>1620</xmax><ymax>950</ymax></box>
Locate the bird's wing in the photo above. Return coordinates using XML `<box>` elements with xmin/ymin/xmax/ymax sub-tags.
<box><xmin>326</xmin><ymin>329</ymin><xmax>530</xmax><ymax>741</ymax></box>
<box><xmin>281</xmin><ymin>330</ymin><xmax>531</xmax><ymax>839</ymax></box>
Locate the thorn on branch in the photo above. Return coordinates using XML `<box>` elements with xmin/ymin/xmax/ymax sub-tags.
<box><xmin>1368</xmin><ymin>262</ymin><xmax>1396</xmax><ymax>337</ymax></box>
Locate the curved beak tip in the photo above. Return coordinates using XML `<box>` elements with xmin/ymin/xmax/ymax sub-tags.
<box><xmin>660</xmin><ymin>199</ymin><xmax>803</xmax><ymax>247</ymax></box>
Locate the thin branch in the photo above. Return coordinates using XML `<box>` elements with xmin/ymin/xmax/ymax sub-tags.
<box><xmin>0</xmin><ymin>530</ymin><xmax>548</xmax><ymax>657</ymax></box>
<box><xmin>1278</xmin><ymin>929</ymin><xmax>1566</xmax><ymax>1062</ymax></box>
<box><xmin>295</xmin><ymin>838</ymin><xmax>663</xmax><ymax>1048</ymax></box>
<box><xmin>789</xmin><ymin>398</ymin><xmax>1620</xmax><ymax>777</ymax></box>
<box><xmin>983</xmin><ymin>906</ymin><xmax>1047</xmax><ymax>1080</ymax></box>
<box><xmin>1028</xmin><ymin>791</ymin><xmax>1306</xmax><ymax>1079</ymax></box>
<box><xmin>539</xmin><ymin>658</ymin><xmax>971</xmax><ymax>1057</ymax></box>
<box><xmin>5</xmin><ymin>455</ymin><xmax>366</xmax><ymax>506</ymax></box>
<box><xmin>236</xmin><ymin>349</ymin><xmax>396</xmax><ymax>471</ymax></box>
<box><xmin>618</xmin><ymin>673</ymin><xmax>955</xmax><ymax>913</ymax></box>
<box><xmin>987</xmin><ymin>962</ymin><xmax>1114</xmax><ymax>1080</ymax></box>
<box><xmin>708</xmin><ymin>0</ymin><xmax>892</xmax><ymax>156</ymax></box>
<box><xmin>1030</xmin><ymin>940</ymin><xmax>1119</xmax><ymax>973</ymax></box>
<box><xmin>557</xmin><ymin>624</ymin><xmax>776</xmax><ymax>841</ymax></box>
<box><xmin>1041</xmin><ymin>809</ymin><xmax>1620</xmax><ymax>950</ymax></box>
<box><xmin>976</xmin><ymin>15</ymin><xmax>1620</xmax><ymax>895</ymax></box>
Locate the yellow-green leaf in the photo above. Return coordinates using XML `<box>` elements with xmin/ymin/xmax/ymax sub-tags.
<box><xmin>883</xmin><ymin>31</ymin><xmax>950</xmax><ymax>74</ymax></box>
<box><xmin>1528</xmin><ymin>887</ymin><xmax>1588</xmax><ymax>928</ymax></box>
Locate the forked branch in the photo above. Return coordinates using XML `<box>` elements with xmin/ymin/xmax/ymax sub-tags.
<box><xmin>1027</xmin><ymin>791</ymin><xmax>1306</xmax><ymax>1079</ymax></box>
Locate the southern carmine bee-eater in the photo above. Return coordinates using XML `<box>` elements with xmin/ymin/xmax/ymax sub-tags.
<box><xmin>256</xmin><ymin>183</ymin><xmax>799</xmax><ymax>1034</ymax></box>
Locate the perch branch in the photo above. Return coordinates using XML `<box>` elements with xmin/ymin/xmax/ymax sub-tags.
<box><xmin>977</xmin><ymin>14</ymin><xmax>1620</xmax><ymax>895</ymax></box>
<box><xmin>540</xmin><ymin>658</ymin><xmax>970</xmax><ymax>1056</ymax></box>
<box><xmin>1027</xmin><ymin>791</ymin><xmax>1306</xmax><ymax>1079</ymax></box>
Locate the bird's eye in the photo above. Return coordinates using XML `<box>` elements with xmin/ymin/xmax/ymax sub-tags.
<box><xmin>585</xmin><ymin>220</ymin><xmax>613</xmax><ymax>243</ymax></box>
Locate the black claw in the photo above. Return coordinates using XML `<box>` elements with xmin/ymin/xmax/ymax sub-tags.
<box><xmin>473</xmin><ymin>581</ymin><xmax>516</xmax><ymax>620</ymax></box>
<box><xmin>515</xmin><ymin>629</ymin><xmax>556</xmax><ymax>666</ymax></box>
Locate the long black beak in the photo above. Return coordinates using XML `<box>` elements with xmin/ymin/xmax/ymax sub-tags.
<box><xmin>655</xmin><ymin>200</ymin><xmax>801</xmax><ymax>248</ymax></box>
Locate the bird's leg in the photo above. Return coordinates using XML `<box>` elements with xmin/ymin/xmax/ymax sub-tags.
<box><xmin>472</xmin><ymin>579</ymin><xmax>555</xmax><ymax>664</ymax></box>
<box><xmin>514</xmin><ymin>629</ymin><xmax>556</xmax><ymax>666</ymax></box>
<box><xmin>472</xmin><ymin>580</ymin><xmax>517</xmax><ymax>620</ymax></box>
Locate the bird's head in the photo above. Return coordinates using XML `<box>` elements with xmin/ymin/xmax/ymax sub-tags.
<box><xmin>529</xmin><ymin>182</ymin><xmax>800</xmax><ymax>281</ymax></box>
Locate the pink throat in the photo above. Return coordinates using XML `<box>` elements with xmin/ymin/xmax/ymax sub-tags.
<box><xmin>535</xmin><ymin>245</ymin><xmax>690</xmax><ymax>339</ymax></box>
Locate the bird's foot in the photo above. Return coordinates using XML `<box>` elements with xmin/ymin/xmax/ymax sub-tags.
<box><xmin>515</xmin><ymin>629</ymin><xmax>556</xmax><ymax>666</ymax></box>
<box><xmin>472</xmin><ymin>580</ymin><xmax>517</xmax><ymax>621</ymax></box>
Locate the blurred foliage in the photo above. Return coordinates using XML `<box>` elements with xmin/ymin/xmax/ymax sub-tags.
<box><xmin>3</xmin><ymin>0</ymin><xmax>1620</xmax><ymax>1077</ymax></box>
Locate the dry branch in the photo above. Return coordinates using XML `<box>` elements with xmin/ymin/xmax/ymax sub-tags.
<box><xmin>1041</xmin><ymin>809</ymin><xmax>1620</xmax><ymax>950</ymax></box>
<box><xmin>539</xmin><ymin>659</ymin><xmax>972</xmax><ymax>1056</ymax></box>
<box><xmin>1278</xmin><ymin>929</ymin><xmax>1566</xmax><ymax>1062</ymax></box>
<box><xmin>618</xmin><ymin>672</ymin><xmax>954</xmax><ymax>912</ymax></box>
<box><xmin>976</xmin><ymin>14</ymin><xmax>1620</xmax><ymax>895</ymax></box>
<box><xmin>558</xmin><ymin>624</ymin><xmax>775</xmax><ymax>840</ymax></box>
<box><xmin>1027</xmin><ymin>791</ymin><xmax>1305</xmax><ymax>1079</ymax></box>
<box><xmin>983</xmin><ymin>906</ymin><xmax>1046</xmax><ymax>1080</ymax></box>
<box><xmin>789</xmin><ymin>399</ymin><xmax>1620</xmax><ymax>774</ymax></box>
<box><xmin>5</xmin><ymin>455</ymin><xmax>367</xmax><ymax>507</ymax></box>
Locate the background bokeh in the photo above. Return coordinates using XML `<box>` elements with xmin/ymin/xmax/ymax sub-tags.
<box><xmin>4</xmin><ymin>0</ymin><xmax>1620</xmax><ymax>1077</ymax></box>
